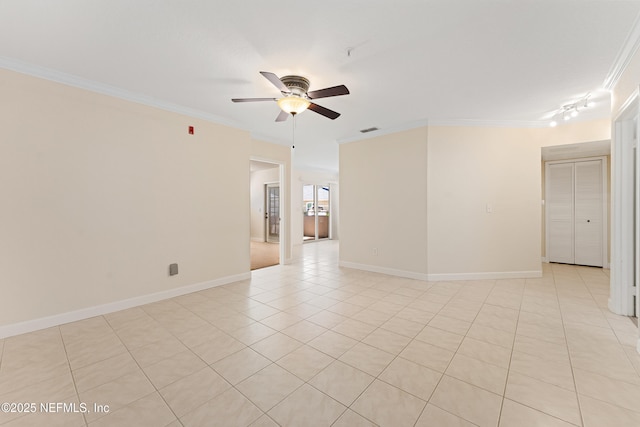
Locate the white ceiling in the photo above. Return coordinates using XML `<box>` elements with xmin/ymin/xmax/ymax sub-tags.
<box><xmin>1</xmin><ymin>1</ymin><xmax>639</xmax><ymax>173</ymax></box>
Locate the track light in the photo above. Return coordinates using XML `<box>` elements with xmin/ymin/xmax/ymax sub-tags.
<box><xmin>549</xmin><ymin>93</ymin><xmax>592</xmax><ymax>127</ymax></box>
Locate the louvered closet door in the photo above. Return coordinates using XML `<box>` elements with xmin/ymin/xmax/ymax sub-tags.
<box><xmin>574</xmin><ymin>160</ymin><xmax>603</xmax><ymax>266</ymax></box>
<box><xmin>548</xmin><ymin>163</ymin><xmax>575</xmax><ymax>264</ymax></box>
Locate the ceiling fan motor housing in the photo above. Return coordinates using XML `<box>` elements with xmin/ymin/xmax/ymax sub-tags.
<box><xmin>280</xmin><ymin>75</ymin><xmax>310</xmax><ymax>96</ymax></box>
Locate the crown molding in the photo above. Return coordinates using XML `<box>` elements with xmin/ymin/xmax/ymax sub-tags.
<box><xmin>427</xmin><ymin>118</ymin><xmax>545</xmax><ymax>128</ymax></box>
<box><xmin>603</xmin><ymin>12</ymin><xmax>640</xmax><ymax>90</ymax></box>
<box><xmin>337</xmin><ymin>118</ymin><xmax>555</xmax><ymax>144</ymax></box>
<box><xmin>337</xmin><ymin>119</ymin><xmax>429</xmax><ymax>144</ymax></box>
<box><xmin>0</xmin><ymin>56</ymin><xmax>241</xmax><ymax>129</ymax></box>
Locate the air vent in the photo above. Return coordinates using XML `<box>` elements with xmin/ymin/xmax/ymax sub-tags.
<box><xmin>360</xmin><ymin>127</ymin><xmax>379</xmax><ymax>133</ymax></box>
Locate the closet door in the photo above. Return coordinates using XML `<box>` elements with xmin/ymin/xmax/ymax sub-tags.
<box><xmin>574</xmin><ymin>160</ymin><xmax>603</xmax><ymax>266</ymax></box>
<box><xmin>548</xmin><ymin>163</ymin><xmax>575</xmax><ymax>264</ymax></box>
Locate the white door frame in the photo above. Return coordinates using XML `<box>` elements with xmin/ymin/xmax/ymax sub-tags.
<box><xmin>250</xmin><ymin>157</ymin><xmax>286</xmax><ymax>266</ymax></box>
<box><xmin>545</xmin><ymin>156</ymin><xmax>608</xmax><ymax>268</ymax></box>
<box><xmin>302</xmin><ymin>183</ymin><xmax>332</xmax><ymax>242</ymax></box>
<box><xmin>610</xmin><ymin>88</ymin><xmax>640</xmax><ymax>323</ymax></box>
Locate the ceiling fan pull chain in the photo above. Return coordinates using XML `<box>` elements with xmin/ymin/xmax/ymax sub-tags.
<box><xmin>292</xmin><ymin>114</ymin><xmax>296</xmax><ymax>149</ymax></box>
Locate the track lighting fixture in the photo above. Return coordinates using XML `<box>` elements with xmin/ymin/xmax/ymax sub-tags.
<box><xmin>549</xmin><ymin>93</ymin><xmax>594</xmax><ymax>127</ymax></box>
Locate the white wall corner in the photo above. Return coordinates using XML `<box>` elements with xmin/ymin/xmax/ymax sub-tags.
<box><xmin>0</xmin><ymin>272</ymin><xmax>251</xmax><ymax>340</ymax></box>
<box><xmin>541</xmin><ymin>257</ymin><xmax>549</xmax><ymax>263</ymax></box>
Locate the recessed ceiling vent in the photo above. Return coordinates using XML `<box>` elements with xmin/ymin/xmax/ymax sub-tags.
<box><xmin>360</xmin><ymin>127</ymin><xmax>379</xmax><ymax>133</ymax></box>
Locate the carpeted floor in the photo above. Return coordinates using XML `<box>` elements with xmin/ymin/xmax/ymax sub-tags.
<box><xmin>250</xmin><ymin>241</ymin><xmax>280</xmax><ymax>270</ymax></box>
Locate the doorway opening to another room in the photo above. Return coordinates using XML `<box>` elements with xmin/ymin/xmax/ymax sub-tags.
<box><xmin>266</xmin><ymin>183</ymin><xmax>280</xmax><ymax>243</ymax></box>
<box><xmin>303</xmin><ymin>184</ymin><xmax>330</xmax><ymax>241</ymax></box>
<box><xmin>611</xmin><ymin>92</ymin><xmax>639</xmax><ymax>319</ymax></box>
<box><xmin>250</xmin><ymin>160</ymin><xmax>283</xmax><ymax>270</ymax></box>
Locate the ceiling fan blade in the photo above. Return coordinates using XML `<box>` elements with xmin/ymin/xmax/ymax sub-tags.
<box><xmin>275</xmin><ymin>110</ymin><xmax>289</xmax><ymax>122</ymax></box>
<box><xmin>308</xmin><ymin>102</ymin><xmax>340</xmax><ymax>120</ymax></box>
<box><xmin>231</xmin><ymin>97</ymin><xmax>276</xmax><ymax>102</ymax></box>
<box><xmin>307</xmin><ymin>85</ymin><xmax>350</xmax><ymax>99</ymax></box>
<box><xmin>260</xmin><ymin>71</ymin><xmax>290</xmax><ymax>93</ymax></box>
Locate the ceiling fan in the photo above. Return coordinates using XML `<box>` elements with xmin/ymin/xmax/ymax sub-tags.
<box><xmin>232</xmin><ymin>71</ymin><xmax>349</xmax><ymax>121</ymax></box>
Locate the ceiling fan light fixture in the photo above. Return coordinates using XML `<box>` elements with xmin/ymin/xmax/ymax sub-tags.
<box><xmin>277</xmin><ymin>96</ymin><xmax>310</xmax><ymax>115</ymax></box>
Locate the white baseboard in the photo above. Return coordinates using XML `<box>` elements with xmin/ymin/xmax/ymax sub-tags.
<box><xmin>427</xmin><ymin>270</ymin><xmax>542</xmax><ymax>281</ymax></box>
<box><xmin>338</xmin><ymin>261</ymin><xmax>429</xmax><ymax>281</ymax></box>
<box><xmin>338</xmin><ymin>261</ymin><xmax>542</xmax><ymax>282</ymax></box>
<box><xmin>541</xmin><ymin>257</ymin><xmax>548</xmax><ymax>263</ymax></box>
<box><xmin>0</xmin><ymin>272</ymin><xmax>251</xmax><ymax>340</ymax></box>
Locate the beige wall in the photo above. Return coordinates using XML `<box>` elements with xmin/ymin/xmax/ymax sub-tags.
<box><xmin>340</xmin><ymin>127</ymin><xmax>429</xmax><ymax>277</ymax></box>
<box><xmin>426</xmin><ymin>126</ymin><xmax>542</xmax><ymax>277</ymax></box>
<box><xmin>0</xmin><ymin>68</ymin><xmax>253</xmax><ymax>330</ymax></box>
<box><xmin>340</xmin><ymin>120</ymin><xmax>610</xmax><ymax>280</ymax></box>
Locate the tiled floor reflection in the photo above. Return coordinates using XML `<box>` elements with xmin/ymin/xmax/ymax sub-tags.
<box><xmin>0</xmin><ymin>241</ymin><xmax>639</xmax><ymax>426</ymax></box>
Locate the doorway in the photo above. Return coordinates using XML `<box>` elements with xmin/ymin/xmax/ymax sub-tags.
<box><xmin>611</xmin><ymin>95</ymin><xmax>639</xmax><ymax>317</ymax></box>
<box><xmin>250</xmin><ymin>160</ymin><xmax>282</xmax><ymax>270</ymax></box>
<box><xmin>545</xmin><ymin>157</ymin><xmax>607</xmax><ymax>267</ymax></box>
<box><xmin>266</xmin><ymin>184</ymin><xmax>280</xmax><ymax>243</ymax></box>
<box><xmin>303</xmin><ymin>184</ymin><xmax>330</xmax><ymax>241</ymax></box>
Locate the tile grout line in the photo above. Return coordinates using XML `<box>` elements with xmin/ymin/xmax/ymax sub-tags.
<box><xmin>553</xmin><ymin>265</ymin><xmax>586</xmax><ymax>427</ymax></box>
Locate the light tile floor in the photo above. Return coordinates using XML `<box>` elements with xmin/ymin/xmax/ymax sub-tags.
<box><xmin>0</xmin><ymin>241</ymin><xmax>639</xmax><ymax>426</ymax></box>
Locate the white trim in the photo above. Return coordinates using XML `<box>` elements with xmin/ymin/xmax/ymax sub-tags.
<box><xmin>338</xmin><ymin>118</ymin><xmax>601</xmax><ymax>144</ymax></box>
<box><xmin>614</xmin><ymin>88</ymin><xmax>640</xmax><ymax>120</ymax></box>
<box><xmin>338</xmin><ymin>260</ymin><xmax>541</xmax><ymax>282</ymax></box>
<box><xmin>427</xmin><ymin>118</ymin><xmax>544</xmax><ymax>128</ymax></box>
<box><xmin>337</xmin><ymin>119</ymin><xmax>429</xmax><ymax>144</ymax></box>
<box><xmin>338</xmin><ymin>261</ymin><xmax>429</xmax><ymax>281</ymax></box>
<box><xmin>0</xmin><ymin>56</ymin><xmax>242</xmax><ymax>130</ymax></box>
<box><xmin>0</xmin><ymin>272</ymin><xmax>250</xmax><ymax>340</ymax></box>
<box><xmin>603</xmin><ymin>13</ymin><xmax>640</xmax><ymax>90</ymax></box>
<box><xmin>542</xmin><ymin>257</ymin><xmax>549</xmax><ymax>263</ymax></box>
<box><xmin>610</xmin><ymin>94</ymin><xmax>639</xmax><ymax>316</ymax></box>
<box><xmin>427</xmin><ymin>270</ymin><xmax>542</xmax><ymax>282</ymax></box>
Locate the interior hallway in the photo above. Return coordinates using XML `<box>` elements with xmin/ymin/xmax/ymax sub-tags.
<box><xmin>0</xmin><ymin>241</ymin><xmax>638</xmax><ymax>426</ymax></box>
